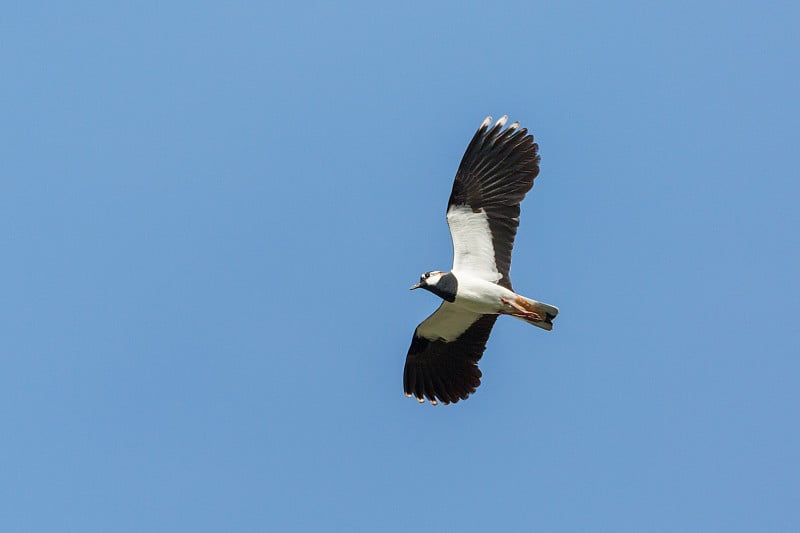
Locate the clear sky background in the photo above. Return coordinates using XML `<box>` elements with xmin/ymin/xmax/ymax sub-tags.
<box><xmin>2</xmin><ymin>1</ymin><xmax>799</xmax><ymax>532</ymax></box>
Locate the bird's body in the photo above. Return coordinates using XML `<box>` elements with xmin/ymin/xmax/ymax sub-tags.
<box><xmin>450</xmin><ymin>270</ymin><xmax>513</xmax><ymax>314</ymax></box>
<box><xmin>404</xmin><ymin>115</ymin><xmax>558</xmax><ymax>405</ymax></box>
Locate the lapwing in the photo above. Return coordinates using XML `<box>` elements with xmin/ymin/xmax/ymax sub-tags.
<box><xmin>404</xmin><ymin>115</ymin><xmax>558</xmax><ymax>405</ymax></box>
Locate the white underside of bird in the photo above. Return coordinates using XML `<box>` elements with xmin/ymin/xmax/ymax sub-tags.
<box><xmin>449</xmin><ymin>270</ymin><xmax>555</xmax><ymax>328</ymax></box>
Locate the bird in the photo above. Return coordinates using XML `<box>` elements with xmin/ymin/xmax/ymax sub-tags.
<box><xmin>404</xmin><ymin>115</ymin><xmax>558</xmax><ymax>405</ymax></box>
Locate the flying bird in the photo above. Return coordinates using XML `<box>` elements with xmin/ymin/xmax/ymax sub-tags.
<box><xmin>404</xmin><ymin>115</ymin><xmax>558</xmax><ymax>405</ymax></box>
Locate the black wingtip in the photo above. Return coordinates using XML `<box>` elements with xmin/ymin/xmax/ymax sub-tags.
<box><xmin>449</xmin><ymin>115</ymin><xmax>540</xmax><ymax>209</ymax></box>
<box><xmin>403</xmin><ymin>315</ymin><xmax>497</xmax><ymax>406</ymax></box>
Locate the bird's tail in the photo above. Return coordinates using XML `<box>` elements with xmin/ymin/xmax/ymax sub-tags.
<box><xmin>512</xmin><ymin>295</ymin><xmax>559</xmax><ymax>331</ymax></box>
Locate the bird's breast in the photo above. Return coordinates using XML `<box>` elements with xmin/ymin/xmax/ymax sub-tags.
<box><xmin>452</xmin><ymin>273</ymin><xmax>515</xmax><ymax>314</ymax></box>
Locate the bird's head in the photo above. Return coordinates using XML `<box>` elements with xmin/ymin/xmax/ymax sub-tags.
<box><xmin>410</xmin><ymin>270</ymin><xmax>446</xmax><ymax>291</ymax></box>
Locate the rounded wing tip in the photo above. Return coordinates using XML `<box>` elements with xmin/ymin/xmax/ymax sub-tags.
<box><xmin>496</xmin><ymin>115</ymin><xmax>508</xmax><ymax>127</ymax></box>
<box><xmin>480</xmin><ymin>116</ymin><xmax>493</xmax><ymax>129</ymax></box>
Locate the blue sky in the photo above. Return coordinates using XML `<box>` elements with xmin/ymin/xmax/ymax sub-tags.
<box><xmin>2</xmin><ymin>1</ymin><xmax>799</xmax><ymax>531</ymax></box>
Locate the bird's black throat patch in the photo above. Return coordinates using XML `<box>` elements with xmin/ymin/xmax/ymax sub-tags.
<box><xmin>424</xmin><ymin>272</ymin><xmax>458</xmax><ymax>302</ymax></box>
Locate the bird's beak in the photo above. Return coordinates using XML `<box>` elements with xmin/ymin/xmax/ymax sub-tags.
<box><xmin>409</xmin><ymin>282</ymin><xmax>422</xmax><ymax>290</ymax></box>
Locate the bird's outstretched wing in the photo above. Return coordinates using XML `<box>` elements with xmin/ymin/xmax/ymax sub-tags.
<box><xmin>403</xmin><ymin>303</ymin><xmax>498</xmax><ymax>405</ymax></box>
<box><xmin>447</xmin><ymin>116</ymin><xmax>541</xmax><ymax>290</ymax></box>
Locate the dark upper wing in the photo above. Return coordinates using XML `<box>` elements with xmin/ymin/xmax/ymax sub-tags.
<box><xmin>446</xmin><ymin>116</ymin><xmax>541</xmax><ymax>290</ymax></box>
<box><xmin>403</xmin><ymin>303</ymin><xmax>498</xmax><ymax>405</ymax></box>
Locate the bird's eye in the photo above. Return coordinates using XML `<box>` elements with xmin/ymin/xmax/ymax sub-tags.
<box><xmin>424</xmin><ymin>273</ymin><xmax>430</xmax><ymax>279</ymax></box>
